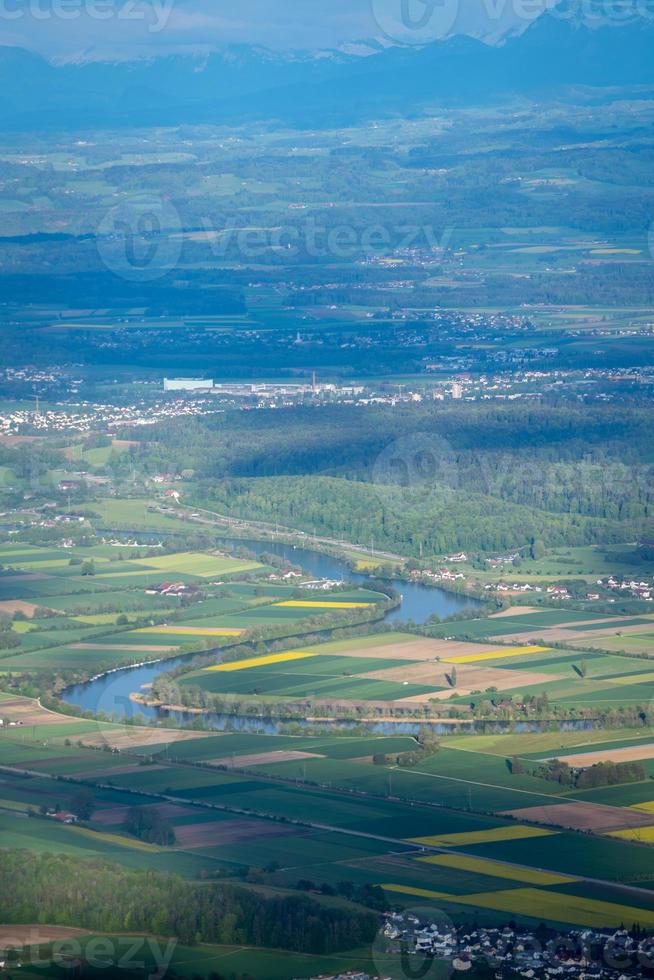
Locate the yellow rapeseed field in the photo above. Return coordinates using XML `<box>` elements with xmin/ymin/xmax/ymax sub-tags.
<box><xmin>410</xmin><ymin>826</ymin><xmax>556</xmax><ymax>847</ymax></box>
<box><xmin>442</xmin><ymin>645</ymin><xmax>548</xmax><ymax>665</ymax></box>
<box><xmin>631</xmin><ymin>801</ymin><xmax>654</xmax><ymax>813</ymax></box>
<box><xmin>274</xmin><ymin>600</ymin><xmax>373</xmax><ymax>609</ymax></box>
<box><xmin>605</xmin><ymin>826</ymin><xmax>654</xmax><ymax>842</ymax></box>
<box><xmin>382</xmin><ymin>884</ymin><xmax>654</xmax><ymax>928</ymax></box>
<box><xmin>66</xmin><ymin>826</ymin><xmax>162</xmax><ymax>852</ymax></box>
<box><xmin>417</xmin><ymin>853</ymin><xmax>577</xmax><ymax>886</ymax></box>
<box><xmin>205</xmin><ymin>651</ymin><xmax>318</xmax><ymax>672</ymax></box>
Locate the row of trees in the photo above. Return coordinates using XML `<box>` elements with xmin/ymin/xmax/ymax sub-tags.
<box><xmin>535</xmin><ymin>759</ymin><xmax>647</xmax><ymax>789</ymax></box>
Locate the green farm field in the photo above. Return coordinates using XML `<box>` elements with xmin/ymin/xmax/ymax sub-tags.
<box><xmin>3</xmin><ymin>692</ymin><xmax>654</xmax><ymax>930</ymax></box>
<box><xmin>0</xmin><ymin>544</ymin><xmax>387</xmax><ymax>676</ymax></box>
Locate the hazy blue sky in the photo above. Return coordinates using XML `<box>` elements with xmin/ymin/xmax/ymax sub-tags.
<box><xmin>0</xmin><ymin>0</ymin><xmax>557</xmax><ymax>61</ymax></box>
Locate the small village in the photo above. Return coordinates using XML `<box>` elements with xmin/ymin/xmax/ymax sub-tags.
<box><xmin>294</xmin><ymin>913</ymin><xmax>654</xmax><ymax>980</ymax></box>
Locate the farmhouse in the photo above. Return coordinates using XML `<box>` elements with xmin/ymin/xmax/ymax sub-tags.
<box><xmin>49</xmin><ymin>811</ymin><xmax>78</xmax><ymax>824</ymax></box>
<box><xmin>301</xmin><ymin>579</ymin><xmax>343</xmax><ymax>590</ymax></box>
<box><xmin>146</xmin><ymin>581</ymin><xmax>199</xmax><ymax>597</ymax></box>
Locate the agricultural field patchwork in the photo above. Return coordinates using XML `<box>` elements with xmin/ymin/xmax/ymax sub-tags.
<box><xmin>0</xmin><ymin>544</ymin><xmax>388</xmax><ymax>675</ymax></box>
<box><xmin>409</xmin><ymin>826</ymin><xmax>557</xmax><ymax>848</ymax></box>
<box><xmin>380</xmin><ymin>883</ymin><xmax>654</xmax><ymax>930</ymax></box>
<box><xmin>173</xmin><ymin>617</ymin><xmax>654</xmax><ymax>710</ymax></box>
<box><xmin>3</xmin><ymin>694</ymin><xmax>654</xmax><ymax>930</ymax></box>
<box><xmin>3</xmin><ymin>548</ymin><xmax>654</xmax><ymax>934</ymax></box>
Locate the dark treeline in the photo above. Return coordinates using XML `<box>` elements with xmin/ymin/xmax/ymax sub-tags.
<box><xmin>535</xmin><ymin>759</ymin><xmax>647</xmax><ymax>789</ymax></box>
<box><xmin>1</xmin><ymin>851</ymin><xmax>377</xmax><ymax>954</ymax></box>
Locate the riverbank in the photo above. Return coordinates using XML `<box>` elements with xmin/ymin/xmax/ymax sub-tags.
<box><xmin>59</xmin><ymin>534</ymin><xmax>481</xmax><ymax>731</ymax></box>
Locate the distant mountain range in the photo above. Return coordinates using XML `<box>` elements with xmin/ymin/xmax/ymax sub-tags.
<box><xmin>3</xmin><ymin>11</ymin><xmax>654</xmax><ymax>130</ymax></box>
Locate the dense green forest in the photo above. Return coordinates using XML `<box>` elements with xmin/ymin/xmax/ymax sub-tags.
<box><xmin>1</xmin><ymin>851</ymin><xmax>377</xmax><ymax>954</ymax></box>
<box><xmin>118</xmin><ymin>402</ymin><xmax>654</xmax><ymax>555</ymax></box>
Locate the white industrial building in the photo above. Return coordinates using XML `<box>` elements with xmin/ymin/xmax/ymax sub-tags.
<box><xmin>163</xmin><ymin>378</ymin><xmax>214</xmax><ymax>392</ymax></box>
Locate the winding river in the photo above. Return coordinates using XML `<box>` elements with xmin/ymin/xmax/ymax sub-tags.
<box><xmin>61</xmin><ymin>536</ymin><xmax>486</xmax><ymax>733</ymax></box>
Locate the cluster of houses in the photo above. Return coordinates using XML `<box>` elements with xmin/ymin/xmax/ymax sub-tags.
<box><xmin>318</xmin><ymin>913</ymin><xmax>653</xmax><ymax>980</ymax></box>
<box><xmin>267</xmin><ymin>569</ymin><xmax>303</xmax><ymax>582</ymax></box>
<box><xmin>416</xmin><ymin>568</ymin><xmax>467</xmax><ymax>584</ymax></box>
<box><xmin>546</xmin><ymin>585</ymin><xmax>571</xmax><ymax>599</ymax></box>
<box><xmin>0</xmin><ymin>397</ymin><xmax>219</xmax><ymax>437</ymax></box>
<box><xmin>302</xmin><ymin>579</ymin><xmax>344</xmax><ymax>591</ymax></box>
<box><xmin>150</xmin><ymin>473</ymin><xmax>179</xmax><ymax>484</ymax></box>
<box><xmin>487</xmin><ymin>552</ymin><xmax>521</xmax><ymax>568</ymax></box>
<box><xmin>145</xmin><ymin>582</ymin><xmax>200</xmax><ymax>597</ymax></box>
<box><xmin>29</xmin><ymin>514</ymin><xmax>87</xmax><ymax>533</ymax></box>
<box><xmin>297</xmin><ymin>973</ymin><xmax>372</xmax><ymax>980</ymax></box>
<box><xmin>599</xmin><ymin>577</ymin><xmax>653</xmax><ymax>601</ymax></box>
<box><xmin>484</xmin><ymin>583</ymin><xmax>571</xmax><ymax>599</ymax></box>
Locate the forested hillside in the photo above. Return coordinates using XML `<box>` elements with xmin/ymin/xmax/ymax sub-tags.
<box><xmin>120</xmin><ymin>402</ymin><xmax>654</xmax><ymax>556</ymax></box>
<box><xmin>1</xmin><ymin>851</ymin><xmax>377</xmax><ymax>953</ymax></box>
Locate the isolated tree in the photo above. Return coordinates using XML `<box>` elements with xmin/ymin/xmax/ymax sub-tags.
<box><xmin>70</xmin><ymin>789</ymin><xmax>95</xmax><ymax>821</ymax></box>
